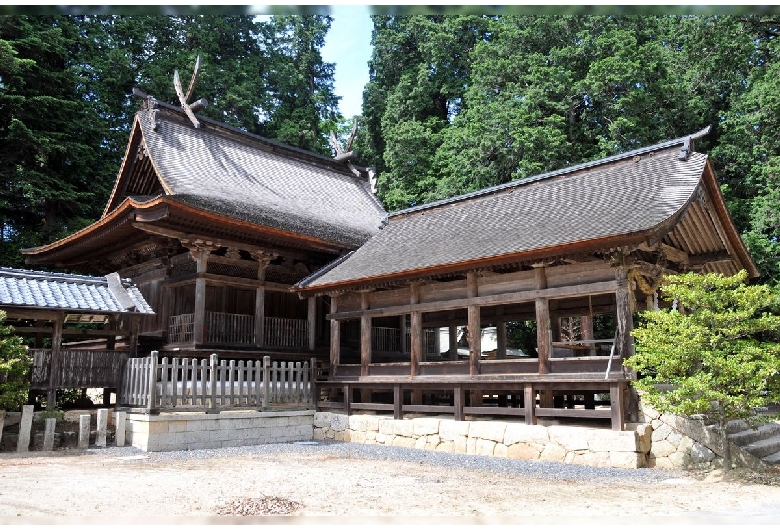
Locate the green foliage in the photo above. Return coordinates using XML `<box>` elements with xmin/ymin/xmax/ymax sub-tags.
<box><xmin>38</xmin><ymin>408</ymin><xmax>65</xmax><ymax>421</ymax></box>
<box><xmin>0</xmin><ymin>14</ymin><xmax>341</xmax><ymax>267</ymax></box>
<box><xmin>626</xmin><ymin>271</ymin><xmax>780</xmax><ymax>428</ymax></box>
<box><xmin>0</xmin><ymin>310</ymin><xmax>31</xmax><ymax>411</ymax></box>
<box><xmin>362</xmin><ymin>15</ymin><xmax>780</xmax><ymax>285</ymax></box>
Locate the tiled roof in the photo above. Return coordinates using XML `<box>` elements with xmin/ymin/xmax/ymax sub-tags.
<box><xmin>299</xmin><ymin>138</ymin><xmax>709</xmax><ymax>291</ymax></box>
<box><xmin>0</xmin><ymin>268</ymin><xmax>154</xmax><ymax>314</ymax></box>
<box><xmin>138</xmin><ymin>105</ymin><xmax>387</xmax><ymax>248</ymax></box>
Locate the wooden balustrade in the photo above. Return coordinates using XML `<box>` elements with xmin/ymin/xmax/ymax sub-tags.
<box><xmin>168</xmin><ymin>313</ymin><xmax>194</xmax><ymax>343</ymax></box>
<box><xmin>264</xmin><ymin>317</ymin><xmax>308</xmax><ymax>348</ymax></box>
<box><xmin>168</xmin><ymin>313</ymin><xmax>308</xmax><ymax>349</ymax></box>
<box><xmin>372</xmin><ymin>326</ymin><xmax>400</xmax><ymax>353</ymax></box>
<box><xmin>205</xmin><ymin>311</ymin><xmax>254</xmax><ymax>345</ymax></box>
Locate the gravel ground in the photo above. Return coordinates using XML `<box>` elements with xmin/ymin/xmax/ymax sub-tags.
<box><xmin>1</xmin><ymin>441</ymin><xmax>779</xmax><ymax>524</ymax></box>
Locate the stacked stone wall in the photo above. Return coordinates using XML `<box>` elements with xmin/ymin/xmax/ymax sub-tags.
<box><xmin>313</xmin><ymin>412</ymin><xmax>651</xmax><ymax>469</ymax></box>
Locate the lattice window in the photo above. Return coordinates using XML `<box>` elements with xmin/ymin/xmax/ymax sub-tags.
<box><xmin>206</xmin><ymin>261</ymin><xmax>258</xmax><ymax>279</ymax></box>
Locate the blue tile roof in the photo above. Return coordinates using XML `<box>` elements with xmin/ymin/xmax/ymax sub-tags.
<box><xmin>0</xmin><ymin>268</ymin><xmax>154</xmax><ymax>314</ymax></box>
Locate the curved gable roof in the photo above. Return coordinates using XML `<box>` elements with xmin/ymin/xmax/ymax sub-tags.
<box><xmin>130</xmin><ymin>105</ymin><xmax>386</xmax><ymax>247</ymax></box>
<box><xmin>298</xmin><ymin>130</ymin><xmax>755</xmax><ymax>293</ymax></box>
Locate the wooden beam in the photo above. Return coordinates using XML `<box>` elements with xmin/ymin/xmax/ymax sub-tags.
<box><xmin>327</xmin><ymin>280</ymin><xmax>619</xmax><ymax>321</ymax></box>
<box><xmin>688</xmin><ymin>251</ymin><xmax>732</xmax><ymax>268</ymax></box>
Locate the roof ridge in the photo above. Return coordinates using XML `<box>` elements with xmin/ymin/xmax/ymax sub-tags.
<box><xmin>0</xmin><ymin>267</ymin><xmax>112</xmax><ymax>285</ymax></box>
<box><xmin>147</xmin><ymin>101</ymin><xmax>362</xmax><ymax>178</ymax></box>
<box><xmin>390</xmin><ymin>126</ymin><xmax>712</xmax><ymax>219</ymax></box>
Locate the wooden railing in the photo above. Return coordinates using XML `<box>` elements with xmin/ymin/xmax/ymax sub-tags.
<box><xmin>264</xmin><ymin>317</ymin><xmax>308</xmax><ymax>348</ymax></box>
<box><xmin>169</xmin><ymin>314</ymin><xmax>194</xmax><ymax>343</ymax></box>
<box><xmin>119</xmin><ymin>352</ymin><xmax>315</xmax><ymax>411</ymax></box>
<box><xmin>168</xmin><ymin>314</ymin><xmax>307</xmax><ymax>349</ymax></box>
<box><xmin>29</xmin><ymin>349</ymin><xmax>128</xmax><ymax>390</ymax></box>
<box><xmin>205</xmin><ymin>311</ymin><xmax>254</xmax><ymax>345</ymax></box>
<box><xmin>405</xmin><ymin>328</ymin><xmax>439</xmax><ymax>355</ymax></box>
<box><xmin>372</xmin><ymin>326</ymin><xmax>401</xmax><ymax>353</ymax></box>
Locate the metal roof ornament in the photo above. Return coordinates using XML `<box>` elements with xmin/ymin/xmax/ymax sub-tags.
<box><xmin>173</xmin><ymin>54</ymin><xmax>209</xmax><ymax>129</ymax></box>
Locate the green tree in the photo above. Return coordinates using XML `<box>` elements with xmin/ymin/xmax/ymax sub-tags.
<box><xmin>0</xmin><ymin>15</ymin><xmax>112</xmax><ymax>266</ymax></box>
<box><xmin>0</xmin><ymin>310</ymin><xmax>31</xmax><ymax>411</ymax></box>
<box><xmin>626</xmin><ymin>271</ymin><xmax>780</xmax><ymax>471</ymax></box>
<box><xmin>258</xmin><ymin>15</ymin><xmax>341</xmax><ymax>155</ymax></box>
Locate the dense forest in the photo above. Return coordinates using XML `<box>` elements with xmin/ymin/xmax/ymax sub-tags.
<box><xmin>1</xmin><ymin>14</ymin><xmax>779</xmax><ymax>285</ymax></box>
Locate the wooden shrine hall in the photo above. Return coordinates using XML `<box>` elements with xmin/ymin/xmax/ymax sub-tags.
<box><xmin>294</xmin><ymin>126</ymin><xmax>758</xmax><ymax>430</ymax></box>
<box><xmin>22</xmin><ymin>83</ymin><xmax>386</xmax><ymax>362</ymax></box>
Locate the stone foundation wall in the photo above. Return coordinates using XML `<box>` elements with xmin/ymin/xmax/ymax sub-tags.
<box><xmin>639</xmin><ymin>405</ymin><xmax>765</xmax><ymax>470</ymax></box>
<box><xmin>312</xmin><ymin>412</ymin><xmax>651</xmax><ymax>469</ymax></box>
<box><xmin>125</xmin><ymin>410</ymin><xmax>315</xmax><ymax>452</ymax></box>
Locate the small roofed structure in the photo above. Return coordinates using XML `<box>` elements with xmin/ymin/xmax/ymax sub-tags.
<box><xmin>0</xmin><ymin>267</ymin><xmax>154</xmax><ymax>408</ymax></box>
<box><xmin>294</xmin><ymin>126</ymin><xmax>757</xmax><ymax>430</ymax></box>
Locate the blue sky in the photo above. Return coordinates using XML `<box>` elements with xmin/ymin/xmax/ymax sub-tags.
<box><xmin>320</xmin><ymin>5</ymin><xmax>373</xmax><ymax>119</ymax></box>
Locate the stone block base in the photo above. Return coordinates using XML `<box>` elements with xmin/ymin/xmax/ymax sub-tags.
<box><xmin>125</xmin><ymin>410</ymin><xmax>315</xmax><ymax>452</ymax></box>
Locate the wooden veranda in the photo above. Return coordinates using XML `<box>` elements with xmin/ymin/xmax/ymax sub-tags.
<box><xmin>296</xmin><ymin>128</ymin><xmax>759</xmax><ymax>432</ymax></box>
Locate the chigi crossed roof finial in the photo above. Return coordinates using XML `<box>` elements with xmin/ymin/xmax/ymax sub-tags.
<box><xmin>173</xmin><ymin>54</ymin><xmax>208</xmax><ymax>129</ymax></box>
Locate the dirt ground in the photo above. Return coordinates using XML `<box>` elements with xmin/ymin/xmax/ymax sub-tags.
<box><xmin>1</xmin><ymin>445</ymin><xmax>779</xmax><ymax>524</ymax></box>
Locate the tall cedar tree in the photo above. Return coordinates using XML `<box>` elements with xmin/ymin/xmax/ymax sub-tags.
<box><xmin>0</xmin><ymin>16</ymin><xmax>111</xmax><ymax>267</ymax></box>
<box><xmin>258</xmin><ymin>15</ymin><xmax>341</xmax><ymax>156</ymax></box>
<box><xmin>362</xmin><ymin>15</ymin><xmax>780</xmax><ymax>286</ymax></box>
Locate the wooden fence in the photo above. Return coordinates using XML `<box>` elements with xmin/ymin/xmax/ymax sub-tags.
<box><xmin>119</xmin><ymin>352</ymin><xmax>315</xmax><ymax>412</ymax></box>
<box><xmin>29</xmin><ymin>349</ymin><xmax>128</xmax><ymax>390</ymax></box>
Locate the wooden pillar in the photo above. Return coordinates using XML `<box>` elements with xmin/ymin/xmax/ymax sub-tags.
<box><xmin>192</xmin><ymin>249</ymin><xmax>209</xmax><ymax>345</ymax></box>
<box><xmin>410</xmin><ymin>282</ymin><xmax>422</xmax><ymax>378</ymax></box>
<box><xmin>496</xmin><ymin>322</ymin><xmax>507</xmax><ymax>360</ymax></box>
<box><xmin>448</xmin><ymin>325</ymin><xmax>458</xmax><ymax>361</ymax></box>
<box><xmin>581</xmin><ymin>314</ymin><xmax>595</xmax><ymax>355</ymax></box>
<box><xmin>534</xmin><ymin>266</ymin><xmax>553</xmax><ymax>408</ymax></box>
<box><xmin>128</xmin><ymin>315</ymin><xmax>140</xmax><ymax>357</ymax></box>
<box><xmin>307</xmin><ymin>296</ymin><xmax>317</xmax><ymax>351</ymax></box>
<box><xmin>251</xmin><ymin>251</ymin><xmax>274</xmax><ymax>348</ymax></box>
<box><xmin>255</xmin><ymin>286</ymin><xmax>265</xmax><ymax>347</ymax></box>
<box><xmin>467</xmin><ymin>272</ymin><xmax>481</xmax><ymax>406</ymax></box>
<box><xmin>534</xmin><ymin>267</ymin><xmax>551</xmax><ymax>375</ymax></box>
<box><xmin>524</xmin><ymin>384</ymin><xmax>537</xmax><ymax>425</ymax></box>
<box><xmin>467</xmin><ymin>272</ymin><xmax>480</xmax><ymax>376</ymax></box>
<box><xmin>106</xmin><ymin>316</ymin><xmax>117</xmax><ymax>351</ymax></box>
<box><xmin>360</xmin><ymin>291</ymin><xmax>371</xmax><ymax>377</ymax></box>
<box><xmin>615</xmin><ymin>269</ymin><xmax>634</xmax><ymax>359</ymax></box>
<box><xmin>46</xmin><ymin>314</ymin><xmax>64</xmax><ymax>410</ymax></box>
<box><xmin>616</xmin><ymin>267</ymin><xmax>639</xmax><ymax>422</ymax></box>
<box><xmin>329</xmin><ymin>295</ymin><xmax>340</xmax><ymax>377</ymax></box>
<box><xmin>399</xmin><ymin>315</ymin><xmax>407</xmax><ymax>356</ymax></box>
<box><xmin>610</xmin><ymin>381</ymin><xmax>626</xmax><ymax>431</ymax></box>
